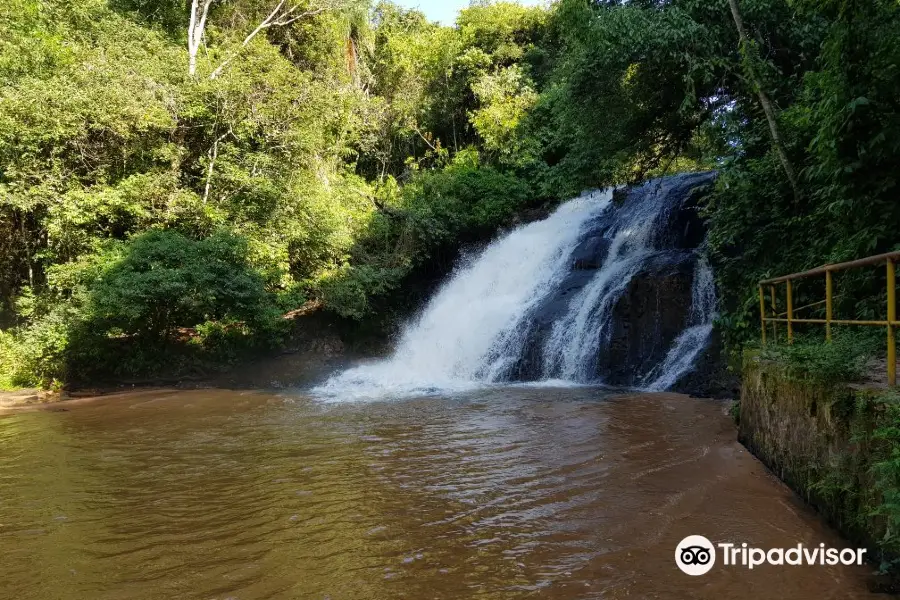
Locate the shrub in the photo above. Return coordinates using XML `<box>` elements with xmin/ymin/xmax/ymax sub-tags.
<box><xmin>87</xmin><ymin>230</ymin><xmax>275</xmax><ymax>341</ymax></box>
<box><xmin>0</xmin><ymin>230</ymin><xmax>286</xmax><ymax>385</ymax></box>
<box><xmin>322</xmin><ymin>151</ymin><xmax>535</xmax><ymax>321</ymax></box>
<box><xmin>0</xmin><ymin>330</ymin><xmax>20</xmax><ymax>389</ymax></box>
<box><xmin>0</xmin><ymin>304</ymin><xmax>75</xmax><ymax>388</ymax></box>
<box><xmin>758</xmin><ymin>330</ymin><xmax>882</xmax><ymax>385</ymax></box>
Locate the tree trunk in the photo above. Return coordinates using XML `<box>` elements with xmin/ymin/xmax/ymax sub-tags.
<box><xmin>187</xmin><ymin>0</ymin><xmax>213</xmax><ymax>77</ymax></box>
<box><xmin>727</xmin><ymin>0</ymin><xmax>801</xmax><ymax>201</ymax></box>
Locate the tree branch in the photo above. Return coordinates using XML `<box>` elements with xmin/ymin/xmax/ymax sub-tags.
<box><xmin>209</xmin><ymin>3</ymin><xmax>328</xmax><ymax>80</ymax></box>
<box><xmin>411</xmin><ymin>125</ymin><xmax>437</xmax><ymax>151</ymax></box>
<box><xmin>274</xmin><ymin>6</ymin><xmax>326</xmax><ymax>26</ymax></box>
<box><xmin>188</xmin><ymin>0</ymin><xmax>214</xmax><ymax>76</ymax></box>
<box><xmin>372</xmin><ymin>196</ymin><xmax>404</xmax><ymax>219</ymax></box>
<box><xmin>728</xmin><ymin>0</ymin><xmax>801</xmax><ymax>202</ymax></box>
<box><xmin>203</xmin><ymin>128</ymin><xmax>233</xmax><ymax>204</ymax></box>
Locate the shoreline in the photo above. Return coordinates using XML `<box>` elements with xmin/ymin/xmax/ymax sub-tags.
<box><xmin>0</xmin><ymin>383</ymin><xmax>212</xmax><ymax>413</ymax></box>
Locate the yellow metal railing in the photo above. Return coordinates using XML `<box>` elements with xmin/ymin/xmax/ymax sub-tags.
<box><xmin>758</xmin><ymin>250</ymin><xmax>900</xmax><ymax>386</ymax></box>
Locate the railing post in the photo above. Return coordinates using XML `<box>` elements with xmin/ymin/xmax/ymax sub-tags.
<box><xmin>826</xmin><ymin>270</ymin><xmax>833</xmax><ymax>342</ymax></box>
<box><xmin>888</xmin><ymin>258</ymin><xmax>896</xmax><ymax>387</ymax></box>
<box><xmin>759</xmin><ymin>285</ymin><xmax>767</xmax><ymax>345</ymax></box>
<box><xmin>770</xmin><ymin>285</ymin><xmax>778</xmax><ymax>343</ymax></box>
<box><xmin>786</xmin><ymin>279</ymin><xmax>794</xmax><ymax>344</ymax></box>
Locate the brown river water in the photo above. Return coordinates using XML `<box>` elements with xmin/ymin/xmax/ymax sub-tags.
<box><xmin>0</xmin><ymin>387</ymin><xmax>883</xmax><ymax>599</ymax></box>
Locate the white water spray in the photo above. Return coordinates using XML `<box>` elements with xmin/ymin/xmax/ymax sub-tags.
<box><xmin>540</xmin><ymin>186</ymin><xmax>676</xmax><ymax>380</ymax></box>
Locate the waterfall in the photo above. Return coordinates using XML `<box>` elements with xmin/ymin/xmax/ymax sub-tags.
<box><xmin>539</xmin><ymin>182</ymin><xmax>680</xmax><ymax>381</ymax></box>
<box><xmin>314</xmin><ymin>190</ymin><xmax>613</xmax><ymax>399</ymax></box>
<box><xmin>314</xmin><ymin>173</ymin><xmax>717</xmax><ymax>400</ymax></box>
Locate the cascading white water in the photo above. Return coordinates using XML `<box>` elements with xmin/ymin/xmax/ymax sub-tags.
<box><xmin>314</xmin><ymin>173</ymin><xmax>717</xmax><ymax>401</ymax></box>
<box><xmin>313</xmin><ymin>190</ymin><xmax>613</xmax><ymax>400</ymax></box>
<box><xmin>540</xmin><ymin>186</ymin><xmax>676</xmax><ymax>381</ymax></box>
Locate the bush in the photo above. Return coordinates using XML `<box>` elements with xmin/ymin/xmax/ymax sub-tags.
<box><xmin>87</xmin><ymin>230</ymin><xmax>276</xmax><ymax>341</ymax></box>
<box><xmin>869</xmin><ymin>390</ymin><xmax>900</xmax><ymax>570</ymax></box>
<box><xmin>0</xmin><ymin>304</ymin><xmax>75</xmax><ymax>388</ymax></box>
<box><xmin>758</xmin><ymin>330</ymin><xmax>882</xmax><ymax>385</ymax></box>
<box><xmin>402</xmin><ymin>151</ymin><xmax>533</xmax><ymax>238</ymax></box>
<box><xmin>321</xmin><ymin>151</ymin><xmax>535</xmax><ymax>321</ymax></box>
<box><xmin>320</xmin><ymin>264</ymin><xmax>406</xmax><ymax>320</ymax></box>
<box><xmin>0</xmin><ymin>330</ymin><xmax>20</xmax><ymax>389</ymax></box>
<box><xmin>0</xmin><ymin>230</ymin><xmax>288</xmax><ymax>385</ymax></box>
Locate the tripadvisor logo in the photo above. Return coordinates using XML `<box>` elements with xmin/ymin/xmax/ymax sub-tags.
<box><xmin>676</xmin><ymin>535</ymin><xmax>716</xmax><ymax>576</ymax></box>
<box><xmin>675</xmin><ymin>535</ymin><xmax>867</xmax><ymax>575</ymax></box>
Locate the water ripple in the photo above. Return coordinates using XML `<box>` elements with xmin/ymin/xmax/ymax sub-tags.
<box><xmin>0</xmin><ymin>388</ymin><xmax>880</xmax><ymax>599</ymax></box>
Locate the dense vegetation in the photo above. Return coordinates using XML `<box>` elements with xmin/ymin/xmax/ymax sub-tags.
<box><xmin>1</xmin><ymin>0</ymin><xmax>898</xmax><ymax>388</ymax></box>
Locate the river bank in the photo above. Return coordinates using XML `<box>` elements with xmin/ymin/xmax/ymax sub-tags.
<box><xmin>0</xmin><ymin>308</ymin><xmax>385</xmax><ymax>410</ymax></box>
<box><xmin>738</xmin><ymin>352</ymin><xmax>900</xmax><ymax>590</ymax></box>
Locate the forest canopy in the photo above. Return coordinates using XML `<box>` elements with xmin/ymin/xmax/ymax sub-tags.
<box><xmin>1</xmin><ymin>0</ymin><xmax>898</xmax><ymax>387</ymax></box>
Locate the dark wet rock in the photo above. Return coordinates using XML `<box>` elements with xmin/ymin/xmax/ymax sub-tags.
<box><xmin>666</xmin><ymin>175</ymin><xmax>713</xmax><ymax>251</ymax></box>
<box><xmin>501</xmin><ymin>171</ymin><xmax>732</xmax><ymax>396</ymax></box>
<box><xmin>618</xmin><ymin>171</ymin><xmax>715</xmax><ymax>251</ymax></box>
<box><xmin>597</xmin><ymin>252</ymin><xmax>695</xmax><ymax>387</ymax></box>
<box><xmin>531</xmin><ymin>271</ymin><xmax>596</xmax><ymax>326</ymax></box>
<box><xmin>571</xmin><ymin>235</ymin><xmax>611</xmax><ymax>270</ymax></box>
<box><xmin>668</xmin><ymin>326</ymin><xmax>739</xmax><ymax>399</ymax></box>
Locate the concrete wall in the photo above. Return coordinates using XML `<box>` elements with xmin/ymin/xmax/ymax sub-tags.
<box><xmin>739</xmin><ymin>353</ymin><xmax>900</xmax><ymax>580</ymax></box>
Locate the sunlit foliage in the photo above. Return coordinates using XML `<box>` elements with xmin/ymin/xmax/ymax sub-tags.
<box><xmin>1</xmin><ymin>0</ymin><xmax>898</xmax><ymax>386</ymax></box>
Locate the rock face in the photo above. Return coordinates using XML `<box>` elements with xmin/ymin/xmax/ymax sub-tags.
<box><xmin>671</xmin><ymin>330</ymin><xmax>740</xmax><ymax>399</ymax></box>
<box><xmin>597</xmin><ymin>253</ymin><xmax>694</xmax><ymax>387</ymax></box>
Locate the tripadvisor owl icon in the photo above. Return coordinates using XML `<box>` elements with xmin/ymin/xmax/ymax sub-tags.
<box><xmin>676</xmin><ymin>535</ymin><xmax>716</xmax><ymax>576</ymax></box>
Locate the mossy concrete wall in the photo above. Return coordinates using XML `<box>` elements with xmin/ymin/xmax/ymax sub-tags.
<box><xmin>739</xmin><ymin>353</ymin><xmax>900</xmax><ymax>575</ymax></box>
